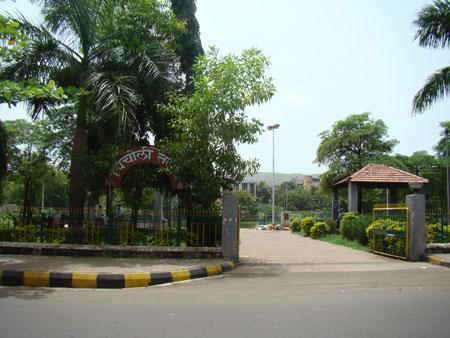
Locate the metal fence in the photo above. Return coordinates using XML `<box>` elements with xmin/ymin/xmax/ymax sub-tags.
<box><xmin>0</xmin><ymin>207</ymin><xmax>222</xmax><ymax>247</ymax></box>
<box><xmin>426</xmin><ymin>209</ymin><xmax>449</xmax><ymax>243</ymax></box>
<box><xmin>372</xmin><ymin>207</ymin><xmax>409</xmax><ymax>260</ymax></box>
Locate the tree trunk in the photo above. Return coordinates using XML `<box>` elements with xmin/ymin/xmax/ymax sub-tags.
<box><xmin>22</xmin><ymin>177</ymin><xmax>31</xmax><ymax>225</ymax></box>
<box><xmin>131</xmin><ymin>187</ymin><xmax>142</xmax><ymax>229</ymax></box>
<box><xmin>68</xmin><ymin>96</ymin><xmax>88</xmax><ymax>227</ymax></box>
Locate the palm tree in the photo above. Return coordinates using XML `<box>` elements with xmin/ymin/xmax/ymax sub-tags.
<box><xmin>2</xmin><ymin>0</ymin><xmax>173</xmax><ymax>226</ymax></box>
<box><xmin>413</xmin><ymin>0</ymin><xmax>450</xmax><ymax>114</ymax></box>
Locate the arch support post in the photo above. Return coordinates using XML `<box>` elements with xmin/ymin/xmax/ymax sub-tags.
<box><xmin>221</xmin><ymin>192</ymin><xmax>239</xmax><ymax>262</ymax></box>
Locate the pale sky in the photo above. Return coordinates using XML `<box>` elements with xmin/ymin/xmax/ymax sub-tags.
<box><xmin>1</xmin><ymin>0</ymin><xmax>449</xmax><ymax>175</ymax></box>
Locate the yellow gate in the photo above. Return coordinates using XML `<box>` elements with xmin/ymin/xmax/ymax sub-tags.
<box><xmin>372</xmin><ymin>207</ymin><xmax>410</xmax><ymax>260</ymax></box>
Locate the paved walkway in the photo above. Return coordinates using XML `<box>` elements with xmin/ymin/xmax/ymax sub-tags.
<box><xmin>0</xmin><ymin>229</ymin><xmax>444</xmax><ymax>275</ymax></box>
<box><xmin>239</xmin><ymin>229</ymin><xmax>436</xmax><ymax>272</ymax></box>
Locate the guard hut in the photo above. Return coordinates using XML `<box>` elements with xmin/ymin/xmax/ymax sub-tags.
<box><xmin>331</xmin><ymin>164</ymin><xmax>429</xmax><ymax>221</ymax></box>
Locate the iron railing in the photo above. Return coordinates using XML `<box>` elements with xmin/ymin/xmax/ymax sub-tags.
<box><xmin>0</xmin><ymin>207</ymin><xmax>222</xmax><ymax>247</ymax></box>
<box><xmin>426</xmin><ymin>209</ymin><xmax>449</xmax><ymax>243</ymax></box>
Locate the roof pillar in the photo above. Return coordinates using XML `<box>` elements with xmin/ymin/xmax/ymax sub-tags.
<box><xmin>348</xmin><ymin>181</ymin><xmax>358</xmax><ymax>213</ymax></box>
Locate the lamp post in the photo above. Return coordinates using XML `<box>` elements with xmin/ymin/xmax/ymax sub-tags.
<box><xmin>445</xmin><ymin>127</ymin><xmax>449</xmax><ymax>223</ymax></box>
<box><xmin>267</xmin><ymin>123</ymin><xmax>280</xmax><ymax>226</ymax></box>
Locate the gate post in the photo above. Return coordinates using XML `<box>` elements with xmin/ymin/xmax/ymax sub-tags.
<box><xmin>406</xmin><ymin>194</ymin><xmax>426</xmax><ymax>261</ymax></box>
<box><xmin>221</xmin><ymin>192</ymin><xmax>239</xmax><ymax>262</ymax></box>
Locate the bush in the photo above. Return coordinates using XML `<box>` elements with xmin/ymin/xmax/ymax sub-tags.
<box><xmin>426</xmin><ymin>223</ymin><xmax>449</xmax><ymax>243</ymax></box>
<box><xmin>290</xmin><ymin>218</ymin><xmax>302</xmax><ymax>233</ymax></box>
<box><xmin>300</xmin><ymin>216</ymin><xmax>315</xmax><ymax>237</ymax></box>
<box><xmin>323</xmin><ymin>217</ymin><xmax>336</xmax><ymax>231</ymax></box>
<box><xmin>340</xmin><ymin>212</ymin><xmax>371</xmax><ymax>245</ymax></box>
<box><xmin>310</xmin><ymin>221</ymin><xmax>330</xmax><ymax>239</ymax></box>
<box><xmin>340</xmin><ymin>212</ymin><xmax>358</xmax><ymax>240</ymax></box>
<box><xmin>13</xmin><ymin>225</ymin><xmax>38</xmax><ymax>242</ymax></box>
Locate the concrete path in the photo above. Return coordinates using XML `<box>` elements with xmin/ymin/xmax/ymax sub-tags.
<box><xmin>239</xmin><ymin>229</ymin><xmax>432</xmax><ymax>272</ymax></box>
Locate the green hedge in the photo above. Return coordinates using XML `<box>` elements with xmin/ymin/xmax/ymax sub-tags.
<box><xmin>310</xmin><ymin>221</ymin><xmax>330</xmax><ymax>239</ymax></box>
<box><xmin>300</xmin><ymin>216</ymin><xmax>315</xmax><ymax>237</ymax></box>
<box><xmin>340</xmin><ymin>212</ymin><xmax>371</xmax><ymax>245</ymax></box>
<box><xmin>290</xmin><ymin>218</ymin><xmax>302</xmax><ymax>233</ymax></box>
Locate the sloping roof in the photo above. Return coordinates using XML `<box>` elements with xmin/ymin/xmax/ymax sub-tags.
<box><xmin>333</xmin><ymin>163</ymin><xmax>429</xmax><ymax>187</ymax></box>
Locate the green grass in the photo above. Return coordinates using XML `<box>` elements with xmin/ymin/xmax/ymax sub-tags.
<box><xmin>316</xmin><ymin>234</ymin><xmax>370</xmax><ymax>252</ymax></box>
<box><xmin>240</xmin><ymin>220</ymin><xmax>259</xmax><ymax>229</ymax></box>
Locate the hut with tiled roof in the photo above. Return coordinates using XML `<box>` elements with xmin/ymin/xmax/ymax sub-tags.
<box><xmin>331</xmin><ymin>163</ymin><xmax>429</xmax><ymax>219</ymax></box>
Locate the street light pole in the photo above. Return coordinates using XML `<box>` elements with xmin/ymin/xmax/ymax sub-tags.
<box><xmin>267</xmin><ymin>124</ymin><xmax>280</xmax><ymax>226</ymax></box>
<box><xmin>445</xmin><ymin>127</ymin><xmax>449</xmax><ymax>224</ymax></box>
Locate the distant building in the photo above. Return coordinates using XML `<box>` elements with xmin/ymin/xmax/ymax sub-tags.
<box><xmin>301</xmin><ymin>175</ymin><xmax>320</xmax><ymax>191</ymax></box>
<box><xmin>238</xmin><ymin>182</ymin><xmax>257</xmax><ymax>197</ymax></box>
<box><xmin>237</xmin><ymin>173</ymin><xmax>320</xmax><ymax>195</ymax></box>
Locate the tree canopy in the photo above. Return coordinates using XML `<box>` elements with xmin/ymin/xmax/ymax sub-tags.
<box><xmin>315</xmin><ymin>112</ymin><xmax>398</xmax><ymax>189</ymax></box>
<box><xmin>162</xmin><ymin>47</ymin><xmax>275</xmax><ymax>206</ymax></box>
<box><xmin>1</xmin><ymin>0</ymin><xmax>184</xmax><ymax>224</ymax></box>
<box><xmin>170</xmin><ymin>0</ymin><xmax>204</xmax><ymax>88</ymax></box>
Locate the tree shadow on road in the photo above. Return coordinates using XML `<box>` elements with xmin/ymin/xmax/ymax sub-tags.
<box><xmin>0</xmin><ymin>286</ymin><xmax>56</xmax><ymax>300</ymax></box>
<box><xmin>228</xmin><ymin>258</ymin><xmax>285</xmax><ymax>278</ymax></box>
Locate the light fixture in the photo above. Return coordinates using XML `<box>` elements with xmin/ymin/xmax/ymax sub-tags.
<box><xmin>408</xmin><ymin>182</ymin><xmax>423</xmax><ymax>191</ymax></box>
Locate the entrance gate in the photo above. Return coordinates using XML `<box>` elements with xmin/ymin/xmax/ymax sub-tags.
<box><xmin>372</xmin><ymin>206</ymin><xmax>410</xmax><ymax>260</ymax></box>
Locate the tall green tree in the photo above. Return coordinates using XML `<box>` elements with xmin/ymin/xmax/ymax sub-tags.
<box><xmin>235</xmin><ymin>190</ymin><xmax>258</xmax><ymax>216</ymax></box>
<box><xmin>256</xmin><ymin>181</ymin><xmax>271</xmax><ymax>203</ymax></box>
<box><xmin>2</xmin><ymin>1</ymin><xmax>179</xmax><ymax>225</ymax></box>
<box><xmin>413</xmin><ymin>0</ymin><xmax>450</xmax><ymax>113</ymax></box>
<box><xmin>399</xmin><ymin>151</ymin><xmax>445</xmax><ymax>208</ymax></box>
<box><xmin>315</xmin><ymin>112</ymin><xmax>398</xmax><ymax>189</ymax></box>
<box><xmin>170</xmin><ymin>0</ymin><xmax>204</xmax><ymax>88</ymax></box>
<box><xmin>3</xmin><ymin>119</ymin><xmax>51</xmax><ymax>222</ymax></box>
<box><xmin>162</xmin><ymin>47</ymin><xmax>275</xmax><ymax>206</ymax></box>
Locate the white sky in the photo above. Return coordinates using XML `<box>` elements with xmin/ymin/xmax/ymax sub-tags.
<box><xmin>1</xmin><ymin>0</ymin><xmax>449</xmax><ymax>175</ymax></box>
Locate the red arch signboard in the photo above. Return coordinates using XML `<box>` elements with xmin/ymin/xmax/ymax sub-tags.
<box><xmin>106</xmin><ymin>145</ymin><xmax>178</xmax><ymax>190</ymax></box>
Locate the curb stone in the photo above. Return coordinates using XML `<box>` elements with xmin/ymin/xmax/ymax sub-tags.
<box><xmin>0</xmin><ymin>261</ymin><xmax>235</xmax><ymax>289</ymax></box>
<box><xmin>426</xmin><ymin>255</ymin><xmax>450</xmax><ymax>268</ymax></box>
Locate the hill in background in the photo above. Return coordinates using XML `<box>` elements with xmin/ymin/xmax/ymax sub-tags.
<box><xmin>243</xmin><ymin>172</ymin><xmax>321</xmax><ymax>186</ymax></box>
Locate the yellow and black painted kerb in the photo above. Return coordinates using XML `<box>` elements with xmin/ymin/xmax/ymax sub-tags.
<box><xmin>0</xmin><ymin>262</ymin><xmax>235</xmax><ymax>289</ymax></box>
<box><xmin>427</xmin><ymin>255</ymin><xmax>450</xmax><ymax>268</ymax></box>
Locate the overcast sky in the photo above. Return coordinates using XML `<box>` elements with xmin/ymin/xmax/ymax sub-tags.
<box><xmin>1</xmin><ymin>0</ymin><xmax>449</xmax><ymax>175</ymax></box>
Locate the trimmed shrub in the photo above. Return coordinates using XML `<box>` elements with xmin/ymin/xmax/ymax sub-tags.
<box><xmin>340</xmin><ymin>212</ymin><xmax>371</xmax><ymax>245</ymax></box>
<box><xmin>310</xmin><ymin>221</ymin><xmax>330</xmax><ymax>239</ymax></box>
<box><xmin>290</xmin><ymin>218</ymin><xmax>302</xmax><ymax>233</ymax></box>
<box><xmin>340</xmin><ymin>212</ymin><xmax>358</xmax><ymax>240</ymax></box>
<box><xmin>300</xmin><ymin>216</ymin><xmax>315</xmax><ymax>237</ymax></box>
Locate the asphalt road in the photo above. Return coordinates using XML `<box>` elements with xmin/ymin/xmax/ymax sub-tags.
<box><xmin>0</xmin><ymin>230</ymin><xmax>449</xmax><ymax>338</ymax></box>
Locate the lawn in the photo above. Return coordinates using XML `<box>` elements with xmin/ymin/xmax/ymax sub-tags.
<box><xmin>317</xmin><ymin>234</ymin><xmax>370</xmax><ymax>252</ymax></box>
